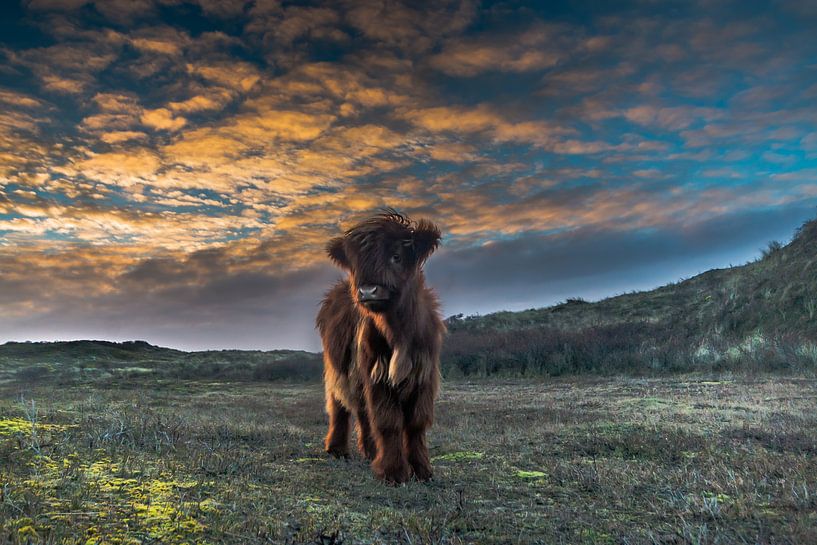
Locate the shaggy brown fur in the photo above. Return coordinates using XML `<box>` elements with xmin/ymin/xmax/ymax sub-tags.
<box><xmin>316</xmin><ymin>210</ymin><xmax>445</xmax><ymax>484</ymax></box>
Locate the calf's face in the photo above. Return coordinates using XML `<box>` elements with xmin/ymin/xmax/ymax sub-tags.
<box><xmin>326</xmin><ymin>213</ymin><xmax>441</xmax><ymax>313</ymax></box>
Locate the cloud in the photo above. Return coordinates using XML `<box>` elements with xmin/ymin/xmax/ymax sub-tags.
<box><xmin>140</xmin><ymin>107</ymin><xmax>188</xmax><ymax>131</ymax></box>
<box><xmin>168</xmin><ymin>92</ymin><xmax>231</xmax><ymax>113</ymax></box>
<box><xmin>186</xmin><ymin>61</ymin><xmax>261</xmax><ymax>93</ymax></box>
<box><xmin>622</xmin><ymin>105</ymin><xmax>723</xmax><ymax>131</ymax></box>
<box><xmin>24</xmin><ymin>0</ymin><xmax>89</xmax><ymax>11</ymax></box>
<box><xmin>6</xmin><ymin>40</ymin><xmax>122</xmax><ymax>94</ymax></box>
<box><xmin>33</xmin><ymin>0</ymin><xmax>157</xmax><ymax>24</ymax></box>
<box><xmin>99</xmin><ymin>130</ymin><xmax>148</xmax><ymax>144</ymax></box>
<box><xmin>400</xmin><ymin>103</ymin><xmax>572</xmax><ymax>149</ymax></box>
<box><xmin>75</xmin><ymin>149</ymin><xmax>162</xmax><ymax>186</ymax></box>
<box><xmin>247</xmin><ymin>5</ymin><xmax>341</xmax><ymax>46</ymax></box>
<box><xmin>131</xmin><ymin>35</ymin><xmax>185</xmax><ymax>56</ymax></box>
<box><xmin>188</xmin><ymin>0</ymin><xmax>246</xmax><ymax>19</ymax></box>
<box><xmin>39</xmin><ymin>74</ymin><xmax>87</xmax><ymax>94</ymax></box>
<box><xmin>344</xmin><ymin>0</ymin><xmax>476</xmax><ymax>53</ymax></box>
<box><xmin>429</xmin><ymin>23</ymin><xmax>572</xmax><ymax>76</ymax></box>
<box><xmin>93</xmin><ymin>92</ymin><xmax>139</xmax><ymax>111</ymax></box>
<box><xmin>0</xmin><ymin>89</ymin><xmax>46</xmax><ymax>108</ymax></box>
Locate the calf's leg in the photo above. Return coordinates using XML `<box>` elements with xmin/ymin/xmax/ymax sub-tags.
<box><xmin>324</xmin><ymin>395</ymin><xmax>350</xmax><ymax>457</ymax></box>
<box><xmin>404</xmin><ymin>387</ymin><xmax>434</xmax><ymax>481</ymax></box>
<box><xmin>355</xmin><ymin>403</ymin><xmax>377</xmax><ymax>460</ymax></box>
<box><xmin>365</xmin><ymin>380</ymin><xmax>411</xmax><ymax>484</ymax></box>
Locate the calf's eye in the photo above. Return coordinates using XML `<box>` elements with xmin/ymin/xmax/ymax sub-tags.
<box><xmin>390</xmin><ymin>253</ymin><xmax>401</xmax><ymax>264</ymax></box>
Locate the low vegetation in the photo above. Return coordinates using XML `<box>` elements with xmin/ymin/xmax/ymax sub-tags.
<box><xmin>0</xmin><ymin>341</ymin><xmax>322</xmax><ymax>384</ymax></box>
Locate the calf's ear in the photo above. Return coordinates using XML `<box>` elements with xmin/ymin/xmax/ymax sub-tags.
<box><xmin>413</xmin><ymin>219</ymin><xmax>442</xmax><ymax>264</ymax></box>
<box><xmin>327</xmin><ymin>237</ymin><xmax>349</xmax><ymax>268</ymax></box>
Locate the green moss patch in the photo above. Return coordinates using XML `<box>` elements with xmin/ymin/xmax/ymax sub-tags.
<box><xmin>432</xmin><ymin>450</ymin><xmax>484</xmax><ymax>462</ymax></box>
<box><xmin>5</xmin><ymin>453</ymin><xmax>214</xmax><ymax>544</ymax></box>
<box><xmin>515</xmin><ymin>470</ymin><xmax>547</xmax><ymax>479</ymax></box>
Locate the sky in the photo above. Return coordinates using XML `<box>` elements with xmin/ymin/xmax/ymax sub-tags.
<box><xmin>1</xmin><ymin>0</ymin><xmax>816</xmax><ymax>351</ymax></box>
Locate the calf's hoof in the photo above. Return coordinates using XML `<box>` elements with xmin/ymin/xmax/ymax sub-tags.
<box><xmin>358</xmin><ymin>441</ymin><xmax>377</xmax><ymax>461</ymax></box>
<box><xmin>411</xmin><ymin>461</ymin><xmax>433</xmax><ymax>482</ymax></box>
<box><xmin>372</xmin><ymin>457</ymin><xmax>411</xmax><ymax>485</ymax></box>
<box><xmin>325</xmin><ymin>441</ymin><xmax>349</xmax><ymax>459</ymax></box>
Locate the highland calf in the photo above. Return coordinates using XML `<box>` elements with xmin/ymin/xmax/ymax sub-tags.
<box><xmin>316</xmin><ymin>211</ymin><xmax>445</xmax><ymax>484</ymax></box>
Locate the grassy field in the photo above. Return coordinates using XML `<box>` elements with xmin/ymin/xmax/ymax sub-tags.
<box><xmin>1</xmin><ymin>377</ymin><xmax>816</xmax><ymax>544</ymax></box>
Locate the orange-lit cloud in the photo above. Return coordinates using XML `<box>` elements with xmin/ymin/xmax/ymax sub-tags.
<box><xmin>140</xmin><ymin>108</ymin><xmax>188</xmax><ymax>131</ymax></box>
<box><xmin>429</xmin><ymin>23</ymin><xmax>572</xmax><ymax>76</ymax></box>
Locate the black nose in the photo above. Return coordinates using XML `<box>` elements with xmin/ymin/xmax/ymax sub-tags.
<box><xmin>358</xmin><ymin>285</ymin><xmax>380</xmax><ymax>300</ymax></box>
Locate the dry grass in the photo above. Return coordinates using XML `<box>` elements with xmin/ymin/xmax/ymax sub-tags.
<box><xmin>1</xmin><ymin>377</ymin><xmax>816</xmax><ymax>544</ymax></box>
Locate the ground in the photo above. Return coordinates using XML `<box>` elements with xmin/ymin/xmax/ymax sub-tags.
<box><xmin>1</xmin><ymin>377</ymin><xmax>816</xmax><ymax>544</ymax></box>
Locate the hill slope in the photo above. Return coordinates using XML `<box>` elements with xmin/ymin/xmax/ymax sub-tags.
<box><xmin>443</xmin><ymin>217</ymin><xmax>817</xmax><ymax>376</ymax></box>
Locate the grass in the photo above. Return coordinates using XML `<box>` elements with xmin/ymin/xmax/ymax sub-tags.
<box><xmin>2</xmin><ymin>376</ymin><xmax>816</xmax><ymax>544</ymax></box>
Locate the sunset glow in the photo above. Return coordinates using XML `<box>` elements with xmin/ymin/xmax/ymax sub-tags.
<box><xmin>1</xmin><ymin>0</ymin><xmax>816</xmax><ymax>349</ymax></box>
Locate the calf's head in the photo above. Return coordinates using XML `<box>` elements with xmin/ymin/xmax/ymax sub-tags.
<box><xmin>326</xmin><ymin>211</ymin><xmax>441</xmax><ymax>313</ymax></box>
